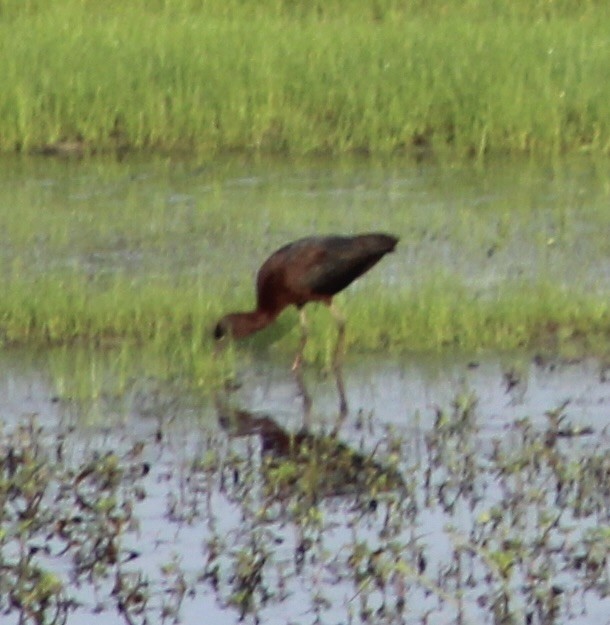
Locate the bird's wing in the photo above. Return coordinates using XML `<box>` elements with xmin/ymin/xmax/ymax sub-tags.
<box><xmin>255</xmin><ymin>242</ymin><xmax>334</xmax><ymax>310</ymax></box>
<box><xmin>255</xmin><ymin>234</ymin><xmax>396</xmax><ymax>311</ymax></box>
<box><xmin>295</xmin><ymin>239</ymin><xmax>384</xmax><ymax>297</ymax></box>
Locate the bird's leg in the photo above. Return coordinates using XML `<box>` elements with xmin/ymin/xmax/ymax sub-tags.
<box><xmin>293</xmin><ymin>363</ymin><xmax>313</xmax><ymax>427</ymax></box>
<box><xmin>329</xmin><ymin>301</ymin><xmax>348</xmax><ymax>420</ymax></box>
<box><xmin>332</xmin><ymin>365</ymin><xmax>348</xmax><ymax>433</ymax></box>
<box><xmin>292</xmin><ymin>308</ymin><xmax>312</xmax><ymax>426</ymax></box>
<box><xmin>292</xmin><ymin>308</ymin><xmax>308</xmax><ymax>371</ymax></box>
<box><xmin>330</xmin><ymin>301</ymin><xmax>346</xmax><ymax>369</ymax></box>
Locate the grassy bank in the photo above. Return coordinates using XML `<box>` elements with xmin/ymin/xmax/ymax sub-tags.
<box><xmin>1</xmin><ymin>0</ymin><xmax>610</xmax><ymax>157</ymax></box>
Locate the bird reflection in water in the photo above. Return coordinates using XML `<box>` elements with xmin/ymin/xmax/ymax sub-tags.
<box><xmin>216</xmin><ymin>403</ymin><xmax>405</xmax><ymax>502</ymax></box>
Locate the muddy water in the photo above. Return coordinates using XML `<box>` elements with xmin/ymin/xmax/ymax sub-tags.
<box><xmin>1</xmin><ymin>155</ymin><xmax>610</xmax><ymax>624</ymax></box>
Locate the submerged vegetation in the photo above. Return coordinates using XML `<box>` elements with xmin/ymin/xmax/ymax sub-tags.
<box><xmin>2</xmin><ymin>389</ymin><xmax>610</xmax><ymax>624</ymax></box>
<box><xmin>1</xmin><ymin>0</ymin><xmax>610</xmax><ymax>157</ymax></box>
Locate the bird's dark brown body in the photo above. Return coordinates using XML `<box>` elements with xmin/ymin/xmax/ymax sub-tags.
<box><xmin>214</xmin><ymin>233</ymin><xmax>398</xmax><ymax>340</ymax></box>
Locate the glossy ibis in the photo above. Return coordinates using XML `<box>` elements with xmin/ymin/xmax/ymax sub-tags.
<box><xmin>214</xmin><ymin>233</ymin><xmax>398</xmax><ymax>369</ymax></box>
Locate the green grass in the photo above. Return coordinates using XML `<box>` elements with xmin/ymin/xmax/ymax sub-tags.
<box><xmin>1</xmin><ymin>271</ymin><xmax>608</xmax><ymax>367</ymax></box>
<box><xmin>1</xmin><ymin>154</ymin><xmax>609</xmax><ymax>394</ymax></box>
<box><xmin>1</xmin><ymin>0</ymin><xmax>610</xmax><ymax>156</ymax></box>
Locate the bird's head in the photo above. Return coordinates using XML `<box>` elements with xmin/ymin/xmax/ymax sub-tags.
<box><xmin>212</xmin><ymin>311</ymin><xmax>274</xmax><ymax>341</ymax></box>
<box><xmin>213</xmin><ymin>316</ymin><xmax>232</xmax><ymax>341</ymax></box>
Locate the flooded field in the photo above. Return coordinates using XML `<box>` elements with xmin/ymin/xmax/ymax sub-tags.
<box><xmin>1</xmin><ymin>154</ymin><xmax>610</xmax><ymax>623</ymax></box>
<box><xmin>1</xmin><ymin>348</ymin><xmax>610</xmax><ymax>624</ymax></box>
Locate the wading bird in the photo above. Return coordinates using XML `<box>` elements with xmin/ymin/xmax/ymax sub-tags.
<box><xmin>214</xmin><ymin>233</ymin><xmax>398</xmax><ymax>370</ymax></box>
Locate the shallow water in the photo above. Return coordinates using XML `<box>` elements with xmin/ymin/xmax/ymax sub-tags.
<box><xmin>2</xmin><ymin>346</ymin><xmax>607</xmax><ymax>434</ymax></box>
<box><xmin>1</xmin><ymin>153</ymin><xmax>610</xmax><ymax>293</ymax></box>
<box><xmin>2</xmin><ymin>348</ymin><xmax>610</xmax><ymax>624</ymax></box>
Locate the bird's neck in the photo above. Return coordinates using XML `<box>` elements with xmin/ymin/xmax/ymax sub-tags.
<box><xmin>226</xmin><ymin>310</ymin><xmax>276</xmax><ymax>339</ymax></box>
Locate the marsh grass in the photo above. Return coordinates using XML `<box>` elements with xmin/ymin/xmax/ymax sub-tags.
<box><xmin>292</xmin><ymin>278</ymin><xmax>610</xmax><ymax>369</ymax></box>
<box><xmin>1</xmin><ymin>154</ymin><xmax>609</xmax><ymax>388</ymax></box>
<box><xmin>2</xmin><ymin>0</ymin><xmax>610</xmax><ymax>156</ymax></box>
<box><xmin>1</xmin><ymin>270</ymin><xmax>608</xmax><ymax>381</ymax></box>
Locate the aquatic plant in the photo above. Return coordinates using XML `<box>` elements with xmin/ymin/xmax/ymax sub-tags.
<box><xmin>1</xmin><ymin>383</ymin><xmax>610</xmax><ymax>623</ymax></box>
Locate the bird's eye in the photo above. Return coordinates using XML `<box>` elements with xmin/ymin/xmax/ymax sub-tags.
<box><xmin>213</xmin><ymin>322</ymin><xmax>226</xmax><ymax>340</ymax></box>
